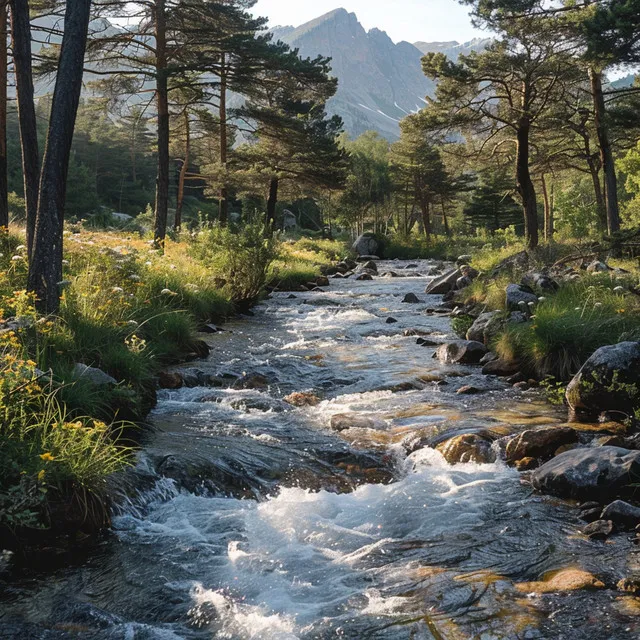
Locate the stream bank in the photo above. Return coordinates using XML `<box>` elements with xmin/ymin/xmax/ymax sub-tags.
<box><xmin>1</xmin><ymin>258</ymin><xmax>639</xmax><ymax>639</ymax></box>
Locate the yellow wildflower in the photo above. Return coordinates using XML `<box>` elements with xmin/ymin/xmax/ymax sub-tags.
<box><xmin>39</xmin><ymin>452</ymin><xmax>55</xmax><ymax>462</ymax></box>
<box><xmin>37</xmin><ymin>469</ymin><xmax>46</xmax><ymax>482</ymax></box>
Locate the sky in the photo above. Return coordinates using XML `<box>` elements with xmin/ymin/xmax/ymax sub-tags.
<box><xmin>251</xmin><ymin>0</ymin><xmax>485</xmax><ymax>44</ymax></box>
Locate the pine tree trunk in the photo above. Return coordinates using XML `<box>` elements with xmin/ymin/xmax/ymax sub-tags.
<box><xmin>441</xmin><ymin>199</ymin><xmax>451</xmax><ymax>237</ymax></box>
<box><xmin>219</xmin><ymin>56</ymin><xmax>228</xmax><ymax>225</ymax></box>
<box><xmin>589</xmin><ymin>67</ymin><xmax>620</xmax><ymax>235</ymax></box>
<box><xmin>541</xmin><ymin>174</ymin><xmax>553</xmax><ymax>241</ymax></box>
<box><xmin>420</xmin><ymin>199</ymin><xmax>431</xmax><ymax>240</ymax></box>
<box><xmin>0</xmin><ymin>2</ymin><xmax>8</xmax><ymax>228</ymax></box>
<box><xmin>174</xmin><ymin>110</ymin><xmax>190</xmax><ymax>232</ymax></box>
<box><xmin>587</xmin><ymin>157</ymin><xmax>607</xmax><ymax>231</ymax></box>
<box><xmin>266</xmin><ymin>176</ymin><xmax>278</xmax><ymax>233</ymax></box>
<box><xmin>153</xmin><ymin>0</ymin><xmax>170</xmax><ymax>245</ymax></box>
<box><xmin>516</xmin><ymin>118</ymin><xmax>538</xmax><ymax>250</ymax></box>
<box><xmin>10</xmin><ymin>0</ymin><xmax>39</xmax><ymax>254</ymax></box>
<box><xmin>28</xmin><ymin>0</ymin><xmax>91</xmax><ymax>314</ymax></box>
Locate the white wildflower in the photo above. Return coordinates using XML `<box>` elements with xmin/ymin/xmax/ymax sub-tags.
<box><xmin>112</xmin><ymin>287</ymin><xmax>124</xmax><ymax>294</ymax></box>
<box><xmin>11</xmin><ymin>255</ymin><xmax>22</xmax><ymax>261</ymax></box>
<box><xmin>129</xmin><ymin>274</ymin><xmax>141</xmax><ymax>282</ymax></box>
<box><xmin>161</xmin><ymin>288</ymin><xmax>177</xmax><ymax>296</ymax></box>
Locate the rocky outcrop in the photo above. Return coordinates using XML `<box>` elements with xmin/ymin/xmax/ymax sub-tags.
<box><xmin>436</xmin><ymin>340</ymin><xmax>488</xmax><ymax>365</ymax></box>
<box><xmin>505</xmin><ymin>427</ymin><xmax>578</xmax><ymax>464</ymax></box>
<box><xmin>565</xmin><ymin>342</ymin><xmax>640</xmax><ymax>421</ymax></box>
<box><xmin>531</xmin><ymin>446</ymin><xmax>640</xmax><ymax>501</ymax></box>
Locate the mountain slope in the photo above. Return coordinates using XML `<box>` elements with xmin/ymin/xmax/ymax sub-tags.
<box><xmin>271</xmin><ymin>9</ymin><xmax>434</xmax><ymax>140</ymax></box>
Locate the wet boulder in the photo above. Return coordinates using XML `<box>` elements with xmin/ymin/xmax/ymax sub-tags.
<box><xmin>505</xmin><ymin>284</ymin><xmax>538</xmax><ymax>311</ymax></box>
<box><xmin>402</xmin><ymin>293</ymin><xmax>421</xmax><ymax>304</ymax></box>
<box><xmin>531</xmin><ymin>446</ymin><xmax>640</xmax><ymax>501</ymax></box>
<box><xmin>234</xmin><ymin>373</ymin><xmax>271</xmax><ymax>390</ymax></box>
<box><xmin>330</xmin><ymin>413</ymin><xmax>385</xmax><ymax>431</ymax></box>
<box><xmin>583</xmin><ymin>519</ymin><xmax>614</xmax><ymax>540</ymax></box>
<box><xmin>436</xmin><ymin>340</ymin><xmax>488</xmax><ymax>365</ymax></box>
<box><xmin>565</xmin><ymin>342</ymin><xmax>640</xmax><ymax>421</ymax></box>
<box><xmin>505</xmin><ymin>426</ymin><xmax>578</xmax><ymax>464</ymax></box>
<box><xmin>481</xmin><ymin>358</ymin><xmax>521</xmax><ymax>377</ymax></box>
<box><xmin>455</xmin><ymin>266</ymin><xmax>479</xmax><ymax>291</ymax></box>
<box><xmin>600</xmin><ymin>500</ymin><xmax>640</xmax><ymax>530</ymax></box>
<box><xmin>353</xmin><ymin>233</ymin><xmax>384</xmax><ymax>257</ymax></box>
<box><xmin>359</xmin><ymin>260</ymin><xmax>378</xmax><ymax>274</ymax></box>
<box><xmin>425</xmin><ymin>268</ymin><xmax>461</xmax><ymax>295</ymax></box>
<box><xmin>158</xmin><ymin>371</ymin><xmax>183</xmax><ymax>389</ymax></box>
<box><xmin>436</xmin><ymin>433</ymin><xmax>496</xmax><ymax>464</ymax></box>
<box><xmin>284</xmin><ymin>392</ymin><xmax>321</xmax><ymax>407</ymax></box>
<box><xmin>315</xmin><ymin>276</ymin><xmax>330</xmax><ymax>287</ymax></box>
<box><xmin>356</xmin><ymin>273</ymin><xmax>373</xmax><ymax>281</ymax></box>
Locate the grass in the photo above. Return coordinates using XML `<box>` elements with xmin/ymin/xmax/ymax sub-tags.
<box><xmin>268</xmin><ymin>237</ymin><xmax>349</xmax><ymax>290</ymax></box>
<box><xmin>496</xmin><ymin>280</ymin><xmax>640</xmax><ymax>380</ymax></box>
<box><xmin>0</xmin><ymin>223</ymin><xmax>343</xmax><ymax>544</ymax></box>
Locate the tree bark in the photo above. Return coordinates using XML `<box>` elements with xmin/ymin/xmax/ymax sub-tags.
<box><xmin>516</xmin><ymin>118</ymin><xmax>538</xmax><ymax>250</ymax></box>
<box><xmin>10</xmin><ymin>0</ymin><xmax>39</xmax><ymax>254</ymax></box>
<box><xmin>0</xmin><ymin>2</ymin><xmax>8</xmax><ymax>228</ymax></box>
<box><xmin>266</xmin><ymin>176</ymin><xmax>278</xmax><ymax>232</ymax></box>
<box><xmin>441</xmin><ymin>198</ymin><xmax>451</xmax><ymax>237</ymax></box>
<box><xmin>218</xmin><ymin>54</ymin><xmax>228</xmax><ymax>225</ymax></box>
<box><xmin>153</xmin><ymin>0</ymin><xmax>170</xmax><ymax>244</ymax></box>
<box><xmin>28</xmin><ymin>0</ymin><xmax>91</xmax><ymax>314</ymax></box>
<box><xmin>589</xmin><ymin>67</ymin><xmax>620</xmax><ymax>235</ymax></box>
<box><xmin>419</xmin><ymin>198</ymin><xmax>431</xmax><ymax>240</ymax></box>
<box><xmin>174</xmin><ymin>110</ymin><xmax>190</xmax><ymax>232</ymax></box>
<box><xmin>541</xmin><ymin>174</ymin><xmax>554</xmax><ymax>241</ymax></box>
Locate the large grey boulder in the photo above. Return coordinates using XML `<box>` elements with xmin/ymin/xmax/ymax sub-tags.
<box><xmin>353</xmin><ymin>234</ymin><xmax>383</xmax><ymax>258</ymax></box>
<box><xmin>505</xmin><ymin>284</ymin><xmax>538</xmax><ymax>311</ymax></box>
<box><xmin>73</xmin><ymin>363</ymin><xmax>118</xmax><ymax>386</ymax></box>
<box><xmin>531</xmin><ymin>446</ymin><xmax>640</xmax><ymax>501</ymax></box>
<box><xmin>436</xmin><ymin>340</ymin><xmax>488</xmax><ymax>365</ymax></box>
<box><xmin>466</xmin><ymin>311</ymin><xmax>504</xmax><ymax>345</ymax></box>
<box><xmin>521</xmin><ymin>272</ymin><xmax>559</xmax><ymax>293</ymax></box>
<box><xmin>566</xmin><ymin>342</ymin><xmax>640</xmax><ymax>421</ymax></box>
<box><xmin>425</xmin><ymin>268</ymin><xmax>461</xmax><ymax>295</ymax></box>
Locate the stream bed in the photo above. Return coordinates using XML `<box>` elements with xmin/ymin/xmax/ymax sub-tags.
<box><xmin>2</xmin><ymin>259</ymin><xmax>639</xmax><ymax>639</ymax></box>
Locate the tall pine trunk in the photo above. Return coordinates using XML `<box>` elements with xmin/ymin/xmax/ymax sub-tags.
<box><xmin>419</xmin><ymin>199</ymin><xmax>431</xmax><ymax>239</ymax></box>
<box><xmin>589</xmin><ymin>68</ymin><xmax>620</xmax><ymax>235</ymax></box>
<box><xmin>174</xmin><ymin>110</ymin><xmax>190</xmax><ymax>232</ymax></box>
<box><xmin>266</xmin><ymin>176</ymin><xmax>278</xmax><ymax>233</ymax></box>
<box><xmin>516</xmin><ymin>118</ymin><xmax>538</xmax><ymax>250</ymax></box>
<box><xmin>28</xmin><ymin>0</ymin><xmax>91</xmax><ymax>314</ymax></box>
<box><xmin>10</xmin><ymin>0</ymin><xmax>39</xmax><ymax>255</ymax></box>
<box><xmin>441</xmin><ymin>199</ymin><xmax>451</xmax><ymax>237</ymax></box>
<box><xmin>153</xmin><ymin>0</ymin><xmax>170</xmax><ymax>244</ymax></box>
<box><xmin>541</xmin><ymin>174</ymin><xmax>553</xmax><ymax>241</ymax></box>
<box><xmin>0</xmin><ymin>2</ymin><xmax>8</xmax><ymax>228</ymax></box>
<box><xmin>218</xmin><ymin>56</ymin><xmax>228</xmax><ymax>225</ymax></box>
<box><xmin>587</xmin><ymin>157</ymin><xmax>607</xmax><ymax>231</ymax></box>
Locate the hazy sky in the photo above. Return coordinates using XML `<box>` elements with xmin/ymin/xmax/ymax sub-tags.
<box><xmin>252</xmin><ymin>0</ymin><xmax>485</xmax><ymax>44</ymax></box>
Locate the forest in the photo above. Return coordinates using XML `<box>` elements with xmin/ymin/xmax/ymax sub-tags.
<box><xmin>3</xmin><ymin>3</ymin><xmax>640</xmax><ymax>636</ymax></box>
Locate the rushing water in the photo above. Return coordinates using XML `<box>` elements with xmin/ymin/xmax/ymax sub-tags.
<box><xmin>2</xmin><ymin>260</ymin><xmax>640</xmax><ymax>639</ymax></box>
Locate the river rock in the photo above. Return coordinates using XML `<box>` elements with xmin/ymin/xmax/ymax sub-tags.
<box><xmin>456</xmin><ymin>255</ymin><xmax>472</xmax><ymax>266</ymax></box>
<box><xmin>315</xmin><ymin>276</ymin><xmax>330</xmax><ymax>287</ymax></box>
<box><xmin>425</xmin><ymin>268</ymin><xmax>461</xmax><ymax>295</ymax></box>
<box><xmin>505</xmin><ymin>426</ymin><xmax>578</xmax><ymax>464</ymax></box>
<box><xmin>482</xmin><ymin>358</ymin><xmax>520</xmax><ymax>377</ymax></box>
<box><xmin>436</xmin><ymin>340</ymin><xmax>488</xmax><ymax>365</ymax></box>
<box><xmin>359</xmin><ymin>260</ymin><xmax>378</xmax><ymax>274</ymax></box>
<box><xmin>565</xmin><ymin>342</ymin><xmax>640</xmax><ymax>421</ymax></box>
<box><xmin>456</xmin><ymin>385</ymin><xmax>483</xmax><ymax>395</ymax></box>
<box><xmin>284</xmin><ymin>392</ymin><xmax>321</xmax><ymax>407</ymax></box>
<box><xmin>505</xmin><ymin>284</ymin><xmax>538</xmax><ymax>311</ymax></box>
<box><xmin>600</xmin><ymin>500</ymin><xmax>640</xmax><ymax>530</ymax></box>
<box><xmin>402</xmin><ymin>293</ymin><xmax>421</xmax><ymax>303</ymax></box>
<box><xmin>531</xmin><ymin>446</ymin><xmax>640</xmax><ymax>501</ymax></box>
<box><xmin>386</xmin><ymin>317</ymin><xmax>398</xmax><ymax>324</ymax></box>
<box><xmin>515</xmin><ymin>457</ymin><xmax>539</xmax><ymax>471</ymax></box>
<box><xmin>507</xmin><ymin>311</ymin><xmax>530</xmax><ymax>324</ymax></box>
<box><xmin>330</xmin><ymin>413</ymin><xmax>383</xmax><ymax>431</ymax></box>
<box><xmin>583</xmin><ymin>519</ymin><xmax>614</xmax><ymax>540</ymax></box>
<box><xmin>466</xmin><ymin>311</ymin><xmax>504</xmax><ymax>345</ymax></box>
<box><xmin>436</xmin><ymin>433</ymin><xmax>495</xmax><ymax>464</ymax></box>
<box><xmin>158</xmin><ymin>372</ymin><xmax>183</xmax><ymax>390</ymax></box>
<box><xmin>73</xmin><ymin>363</ymin><xmax>118</xmax><ymax>386</ymax></box>
<box><xmin>356</xmin><ymin>273</ymin><xmax>373</xmax><ymax>281</ymax></box>
<box><xmin>515</xmin><ymin>568</ymin><xmax>604</xmax><ymax>593</ymax></box>
<box><xmin>353</xmin><ymin>233</ymin><xmax>384</xmax><ymax>257</ymax></box>
<box><xmin>234</xmin><ymin>373</ymin><xmax>270</xmax><ymax>390</ymax></box>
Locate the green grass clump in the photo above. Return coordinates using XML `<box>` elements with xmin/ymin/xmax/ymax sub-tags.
<box><xmin>496</xmin><ymin>281</ymin><xmax>640</xmax><ymax>379</ymax></box>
